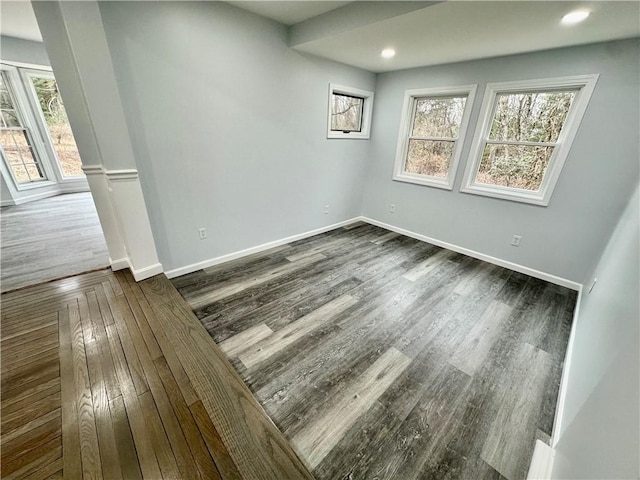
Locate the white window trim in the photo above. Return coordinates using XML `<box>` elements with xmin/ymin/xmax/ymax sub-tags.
<box><xmin>460</xmin><ymin>74</ymin><xmax>599</xmax><ymax>206</ymax></box>
<box><xmin>392</xmin><ymin>85</ymin><xmax>477</xmax><ymax>190</ymax></box>
<box><xmin>327</xmin><ymin>84</ymin><xmax>374</xmax><ymax>139</ymax></box>
<box><xmin>0</xmin><ymin>64</ymin><xmax>57</xmax><ymax>191</ymax></box>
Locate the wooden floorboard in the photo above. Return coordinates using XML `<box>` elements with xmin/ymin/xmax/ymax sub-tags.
<box><xmin>1</xmin><ymin>192</ymin><xmax>109</xmax><ymax>293</ymax></box>
<box><xmin>174</xmin><ymin>222</ymin><xmax>578</xmax><ymax>480</ymax></box>
<box><xmin>1</xmin><ymin>267</ymin><xmax>312</xmax><ymax>479</ymax></box>
<box><xmin>1</xmin><ymin>221</ymin><xmax>576</xmax><ymax>480</ymax></box>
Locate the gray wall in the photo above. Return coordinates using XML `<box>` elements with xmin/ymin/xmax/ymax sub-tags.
<box><xmin>552</xmin><ymin>183</ymin><xmax>639</xmax><ymax>479</ymax></box>
<box><xmin>363</xmin><ymin>39</ymin><xmax>640</xmax><ymax>284</ymax></box>
<box><xmin>0</xmin><ymin>35</ymin><xmax>50</xmax><ymax>66</ymax></box>
<box><xmin>98</xmin><ymin>1</ymin><xmax>375</xmax><ymax>272</ymax></box>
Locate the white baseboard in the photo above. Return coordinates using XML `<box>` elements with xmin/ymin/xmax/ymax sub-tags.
<box><xmin>165</xmin><ymin>215</ymin><xmax>582</xmax><ymax>292</ymax></box>
<box><xmin>110</xmin><ymin>256</ymin><xmax>163</xmax><ymax>281</ymax></box>
<box><xmin>360</xmin><ymin>217</ymin><xmax>582</xmax><ymax>291</ymax></box>
<box><xmin>165</xmin><ymin>217</ymin><xmax>361</xmax><ymax>279</ymax></box>
<box><xmin>527</xmin><ymin>440</ymin><xmax>555</xmax><ymax>479</ymax></box>
<box><xmin>59</xmin><ymin>184</ymin><xmax>90</xmax><ymax>194</ymax></box>
<box><xmin>8</xmin><ymin>189</ymin><xmax>61</xmax><ymax>206</ymax></box>
<box><xmin>1</xmin><ymin>186</ymin><xmax>90</xmax><ymax>207</ymax></box>
<box><xmin>130</xmin><ymin>262</ymin><xmax>164</xmax><ymax>282</ymax></box>
<box><xmin>551</xmin><ymin>286</ymin><xmax>583</xmax><ymax>445</ymax></box>
<box><xmin>109</xmin><ymin>257</ymin><xmax>129</xmax><ymax>271</ymax></box>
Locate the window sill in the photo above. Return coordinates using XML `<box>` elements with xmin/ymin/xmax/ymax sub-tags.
<box><xmin>58</xmin><ymin>175</ymin><xmax>87</xmax><ymax>182</ymax></box>
<box><xmin>460</xmin><ymin>183</ymin><xmax>549</xmax><ymax>206</ymax></box>
<box><xmin>15</xmin><ymin>180</ymin><xmax>57</xmax><ymax>191</ymax></box>
<box><xmin>392</xmin><ymin>172</ymin><xmax>453</xmax><ymax>190</ymax></box>
<box><xmin>327</xmin><ymin>131</ymin><xmax>370</xmax><ymax>140</ymax></box>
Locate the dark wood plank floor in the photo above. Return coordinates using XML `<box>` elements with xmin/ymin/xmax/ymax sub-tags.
<box><xmin>1</xmin><ymin>268</ymin><xmax>312</xmax><ymax>479</ymax></box>
<box><xmin>174</xmin><ymin>222</ymin><xmax>577</xmax><ymax>480</ymax></box>
<box><xmin>1</xmin><ymin>192</ymin><xmax>109</xmax><ymax>293</ymax></box>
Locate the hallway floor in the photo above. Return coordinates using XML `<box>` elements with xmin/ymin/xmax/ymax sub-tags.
<box><xmin>0</xmin><ymin>268</ymin><xmax>310</xmax><ymax>479</ymax></box>
<box><xmin>1</xmin><ymin>192</ymin><xmax>109</xmax><ymax>292</ymax></box>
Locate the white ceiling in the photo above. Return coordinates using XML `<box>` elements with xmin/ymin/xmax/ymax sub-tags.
<box><xmin>1</xmin><ymin>1</ymin><xmax>638</xmax><ymax>73</ymax></box>
<box><xmin>226</xmin><ymin>1</ymin><xmax>352</xmax><ymax>25</ymax></box>
<box><xmin>0</xmin><ymin>0</ymin><xmax>41</xmax><ymax>42</ymax></box>
<box><xmin>291</xmin><ymin>1</ymin><xmax>640</xmax><ymax>72</ymax></box>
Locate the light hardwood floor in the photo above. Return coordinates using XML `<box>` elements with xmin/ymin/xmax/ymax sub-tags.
<box><xmin>1</xmin><ymin>192</ymin><xmax>109</xmax><ymax>293</ymax></box>
<box><xmin>0</xmin><ymin>268</ymin><xmax>312</xmax><ymax>479</ymax></box>
<box><xmin>175</xmin><ymin>222</ymin><xmax>577</xmax><ymax>480</ymax></box>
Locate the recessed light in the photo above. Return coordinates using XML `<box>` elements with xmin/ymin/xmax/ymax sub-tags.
<box><xmin>381</xmin><ymin>48</ymin><xmax>396</xmax><ymax>59</ymax></box>
<box><xmin>561</xmin><ymin>10</ymin><xmax>590</xmax><ymax>25</ymax></box>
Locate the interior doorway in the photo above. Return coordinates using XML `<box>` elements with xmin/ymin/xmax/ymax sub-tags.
<box><xmin>0</xmin><ymin>62</ymin><xmax>109</xmax><ymax>292</ymax></box>
<box><xmin>0</xmin><ymin>192</ymin><xmax>109</xmax><ymax>292</ymax></box>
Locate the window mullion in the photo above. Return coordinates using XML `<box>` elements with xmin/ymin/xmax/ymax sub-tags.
<box><xmin>408</xmin><ymin>136</ymin><xmax>458</xmax><ymax>142</ymax></box>
<box><xmin>485</xmin><ymin>139</ymin><xmax>559</xmax><ymax>147</ymax></box>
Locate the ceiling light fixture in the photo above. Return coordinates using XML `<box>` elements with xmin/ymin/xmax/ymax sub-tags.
<box><xmin>381</xmin><ymin>48</ymin><xmax>396</xmax><ymax>59</ymax></box>
<box><xmin>561</xmin><ymin>10</ymin><xmax>590</xmax><ymax>25</ymax></box>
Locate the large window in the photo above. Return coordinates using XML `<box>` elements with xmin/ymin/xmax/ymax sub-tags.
<box><xmin>393</xmin><ymin>85</ymin><xmax>476</xmax><ymax>190</ymax></box>
<box><xmin>461</xmin><ymin>75</ymin><xmax>598</xmax><ymax>205</ymax></box>
<box><xmin>0</xmin><ymin>64</ymin><xmax>86</xmax><ymax>200</ymax></box>
<box><xmin>327</xmin><ymin>84</ymin><xmax>373</xmax><ymax>139</ymax></box>
<box><xmin>0</xmin><ymin>72</ymin><xmax>47</xmax><ymax>185</ymax></box>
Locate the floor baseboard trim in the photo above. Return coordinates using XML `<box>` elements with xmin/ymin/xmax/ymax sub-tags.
<box><xmin>9</xmin><ymin>189</ymin><xmax>61</xmax><ymax>206</ymax></box>
<box><xmin>165</xmin><ymin>217</ymin><xmax>362</xmax><ymax>279</ymax></box>
<box><xmin>130</xmin><ymin>262</ymin><xmax>164</xmax><ymax>281</ymax></box>
<box><xmin>1</xmin><ymin>187</ymin><xmax>91</xmax><ymax>207</ymax></box>
<box><xmin>111</xmin><ymin>256</ymin><xmax>163</xmax><ymax>281</ymax></box>
<box><xmin>360</xmin><ymin>217</ymin><xmax>582</xmax><ymax>291</ymax></box>
<box><xmin>110</xmin><ymin>257</ymin><xmax>130</xmax><ymax>271</ymax></box>
<box><xmin>550</xmin><ymin>286</ymin><xmax>583</xmax><ymax>446</ymax></box>
<box><xmin>527</xmin><ymin>440</ymin><xmax>555</xmax><ymax>479</ymax></box>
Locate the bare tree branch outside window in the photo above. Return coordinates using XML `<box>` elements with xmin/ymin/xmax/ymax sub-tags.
<box><xmin>476</xmin><ymin>91</ymin><xmax>576</xmax><ymax>191</ymax></box>
<box><xmin>331</xmin><ymin>93</ymin><xmax>364</xmax><ymax>132</ymax></box>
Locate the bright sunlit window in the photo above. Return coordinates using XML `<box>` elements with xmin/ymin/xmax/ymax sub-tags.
<box><xmin>393</xmin><ymin>85</ymin><xmax>477</xmax><ymax>190</ymax></box>
<box><xmin>460</xmin><ymin>75</ymin><xmax>599</xmax><ymax>205</ymax></box>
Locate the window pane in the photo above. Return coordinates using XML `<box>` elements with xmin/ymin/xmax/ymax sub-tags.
<box><xmin>25</xmin><ymin>163</ymin><xmax>45</xmax><ymax>181</ymax></box>
<box><xmin>411</xmin><ymin>96</ymin><xmax>466</xmax><ymax>138</ymax></box>
<box><xmin>9</xmin><ymin>164</ymin><xmax>29</xmax><ymax>183</ymax></box>
<box><xmin>331</xmin><ymin>93</ymin><xmax>363</xmax><ymax>132</ymax></box>
<box><xmin>30</xmin><ymin>77</ymin><xmax>83</xmax><ymax>177</ymax></box>
<box><xmin>405</xmin><ymin>139</ymin><xmax>454</xmax><ymax>178</ymax></box>
<box><xmin>0</xmin><ymin>75</ymin><xmax>9</xmax><ymax>95</ymax></box>
<box><xmin>0</xmin><ymin>91</ymin><xmax>12</xmax><ymax>109</ymax></box>
<box><xmin>0</xmin><ymin>129</ymin><xmax>44</xmax><ymax>183</ymax></box>
<box><xmin>489</xmin><ymin>91</ymin><xmax>575</xmax><ymax>143</ymax></box>
<box><xmin>475</xmin><ymin>143</ymin><xmax>554</xmax><ymax>191</ymax></box>
<box><xmin>1</xmin><ymin>110</ymin><xmax>20</xmax><ymax>127</ymax></box>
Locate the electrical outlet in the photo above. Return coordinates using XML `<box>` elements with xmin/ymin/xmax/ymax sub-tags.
<box><xmin>198</xmin><ymin>228</ymin><xmax>207</xmax><ymax>240</ymax></box>
<box><xmin>511</xmin><ymin>234</ymin><xmax>522</xmax><ymax>247</ymax></box>
<box><xmin>324</xmin><ymin>204</ymin><xmax>330</xmax><ymax>215</ymax></box>
<box><xmin>390</xmin><ymin>204</ymin><xmax>396</xmax><ymax>213</ymax></box>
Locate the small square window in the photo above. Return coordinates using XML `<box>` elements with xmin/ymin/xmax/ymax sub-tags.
<box><xmin>393</xmin><ymin>85</ymin><xmax>477</xmax><ymax>190</ymax></box>
<box><xmin>327</xmin><ymin>84</ymin><xmax>373</xmax><ymax>139</ymax></box>
<box><xmin>330</xmin><ymin>93</ymin><xmax>364</xmax><ymax>133</ymax></box>
<box><xmin>461</xmin><ymin>75</ymin><xmax>599</xmax><ymax>206</ymax></box>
